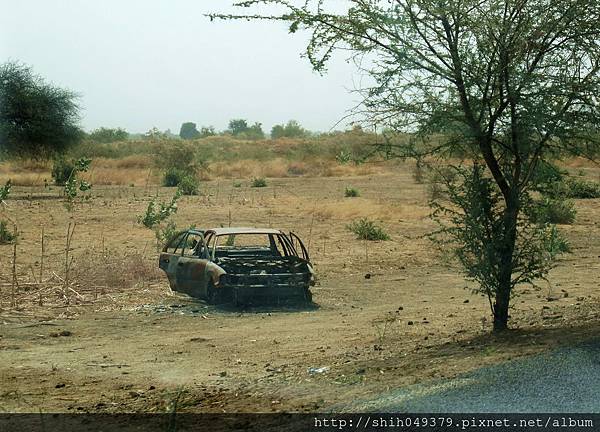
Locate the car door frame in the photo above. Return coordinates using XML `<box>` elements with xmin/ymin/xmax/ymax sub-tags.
<box><xmin>289</xmin><ymin>231</ymin><xmax>310</xmax><ymax>262</ymax></box>
<box><xmin>175</xmin><ymin>231</ymin><xmax>211</xmax><ymax>298</ymax></box>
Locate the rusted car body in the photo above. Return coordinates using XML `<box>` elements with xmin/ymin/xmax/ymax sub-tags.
<box><xmin>158</xmin><ymin>228</ymin><xmax>314</xmax><ymax>305</ymax></box>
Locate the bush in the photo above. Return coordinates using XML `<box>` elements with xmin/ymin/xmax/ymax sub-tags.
<box><xmin>344</xmin><ymin>187</ymin><xmax>360</xmax><ymax>197</ymax></box>
<box><xmin>347</xmin><ymin>218</ymin><xmax>390</xmax><ymax>240</ymax></box>
<box><xmin>0</xmin><ymin>220</ymin><xmax>16</xmax><ymax>244</ymax></box>
<box><xmin>563</xmin><ymin>178</ymin><xmax>600</xmax><ymax>199</ymax></box>
<box><xmin>156</xmin><ymin>220</ymin><xmax>178</xmax><ymax>244</ymax></box>
<box><xmin>532</xmin><ymin>197</ymin><xmax>576</xmax><ymax>224</ymax></box>
<box><xmin>335</xmin><ymin>150</ymin><xmax>353</xmax><ymax>164</ymax></box>
<box><xmin>156</xmin><ymin>142</ymin><xmax>206</xmax><ymax>186</ymax></box>
<box><xmin>0</xmin><ymin>180</ymin><xmax>11</xmax><ymax>202</ymax></box>
<box><xmin>163</xmin><ymin>167</ymin><xmax>186</xmax><ymax>187</ymax></box>
<box><xmin>541</xmin><ymin>224</ymin><xmax>571</xmax><ymax>257</ymax></box>
<box><xmin>52</xmin><ymin>158</ymin><xmax>76</xmax><ymax>185</ymax></box>
<box><xmin>251</xmin><ymin>177</ymin><xmax>267</xmax><ymax>187</ymax></box>
<box><xmin>137</xmin><ymin>190</ymin><xmax>181</xmax><ymax>229</ymax></box>
<box><xmin>177</xmin><ymin>175</ymin><xmax>199</xmax><ymax>196</ymax></box>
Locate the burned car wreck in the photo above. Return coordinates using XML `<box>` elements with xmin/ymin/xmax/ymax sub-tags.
<box><xmin>159</xmin><ymin>228</ymin><xmax>314</xmax><ymax>305</ymax></box>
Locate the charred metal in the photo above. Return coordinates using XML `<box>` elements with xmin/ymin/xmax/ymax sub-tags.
<box><xmin>158</xmin><ymin>227</ymin><xmax>314</xmax><ymax>306</ymax></box>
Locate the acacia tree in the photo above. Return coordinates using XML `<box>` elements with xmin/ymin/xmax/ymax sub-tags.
<box><xmin>213</xmin><ymin>1</ymin><xmax>600</xmax><ymax>331</ymax></box>
<box><xmin>0</xmin><ymin>62</ymin><xmax>82</xmax><ymax>159</ymax></box>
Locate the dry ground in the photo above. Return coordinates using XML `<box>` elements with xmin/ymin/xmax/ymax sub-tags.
<box><xmin>1</xmin><ymin>162</ymin><xmax>600</xmax><ymax>413</ymax></box>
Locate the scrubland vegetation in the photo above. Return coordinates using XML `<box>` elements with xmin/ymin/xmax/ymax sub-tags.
<box><xmin>0</xmin><ymin>126</ymin><xmax>394</xmax><ymax>187</ymax></box>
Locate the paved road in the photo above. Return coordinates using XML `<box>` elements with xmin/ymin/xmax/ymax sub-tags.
<box><xmin>344</xmin><ymin>339</ymin><xmax>600</xmax><ymax>412</ymax></box>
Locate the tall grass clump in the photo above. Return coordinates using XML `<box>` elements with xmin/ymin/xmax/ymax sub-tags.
<box><xmin>344</xmin><ymin>187</ymin><xmax>360</xmax><ymax>197</ymax></box>
<box><xmin>532</xmin><ymin>197</ymin><xmax>576</xmax><ymax>225</ymax></box>
<box><xmin>251</xmin><ymin>177</ymin><xmax>267</xmax><ymax>187</ymax></box>
<box><xmin>0</xmin><ymin>220</ymin><xmax>16</xmax><ymax>244</ymax></box>
<box><xmin>347</xmin><ymin>218</ymin><xmax>390</xmax><ymax>240</ymax></box>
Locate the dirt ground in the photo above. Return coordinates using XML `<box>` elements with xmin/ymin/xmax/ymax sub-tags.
<box><xmin>1</xmin><ymin>162</ymin><xmax>600</xmax><ymax>413</ymax></box>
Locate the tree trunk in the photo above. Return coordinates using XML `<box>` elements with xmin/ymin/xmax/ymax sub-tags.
<box><xmin>493</xmin><ymin>189</ymin><xmax>519</xmax><ymax>332</ymax></box>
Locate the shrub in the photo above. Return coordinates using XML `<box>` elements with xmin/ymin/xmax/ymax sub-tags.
<box><xmin>177</xmin><ymin>175</ymin><xmax>199</xmax><ymax>196</ymax></box>
<box><xmin>347</xmin><ymin>218</ymin><xmax>390</xmax><ymax>240</ymax></box>
<box><xmin>541</xmin><ymin>224</ymin><xmax>571</xmax><ymax>257</ymax></box>
<box><xmin>344</xmin><ymin>187</ymin><xmax>360</xmax><ymax>197</ymax></box>
<box><xmin>251</xmin><ymin>177</ymin><xmax>267</xmax><ymax>187</ymax></box>
<box><xmin>0</xmin><ymin>220</ymin><xmax>16</xmax><ymax>244</ymax></box>
<box><xmin>233</xmin><ymin>181</ymin><xmax>242</xmax><ymax>188</ymax></box>
<box><xmin>155</xmin><ymin>220</ymin><xmax>178</xmax><ymax>244</ymax></box>
<box><xmin>51</xmin><ymin>158</ymin><xmax>76</xmax><ymax>185</ymax></box>
<box><xmin>156</xmin><ymin>142</ymin><xmax>206</xmax><ymax>186</ymax></box>
<box><xmin>163</xmin><ymin>168</ymin><xmax>186</xmax><ymax>187</ymax></box>
<box><xmin>137</xmin><ymin>190</ymin><xmax>181</xmax><ymax>229</ymax></box>
<box><xmin>335</xmin><ymin>150</ymin><xmax>353</xmax><ymax>164</ymax></box>
<box><xmin>563</xmin><ymin>178</ymin><xmax>600</xmax><ymax>199</ymax></box>
<box><xmin>0</xmin><ymin>180</ymin><xmax>11</xmax><ymax>202</ymax></box>
<box><xmin>532</xmin><ymin>197</ymin><xmax>576</xmax><ymax>224</ymax></box>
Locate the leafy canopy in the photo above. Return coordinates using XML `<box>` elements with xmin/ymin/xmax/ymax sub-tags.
<box><xmin>0</xmin><ymin>61</ymin><xmax>82</xmax><ymax>159</ymax></box>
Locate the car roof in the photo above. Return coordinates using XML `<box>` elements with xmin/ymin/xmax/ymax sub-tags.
<box><xmin>206</xmin><ymin>227</ymin><xmax>284</xmax><ymax>236</ymax></box>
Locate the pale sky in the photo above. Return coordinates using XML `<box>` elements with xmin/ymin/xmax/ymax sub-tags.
<box><xmin>0</xmin><ymin>1</ymin><xmax>360</xmax><ymax>134</ymax></box>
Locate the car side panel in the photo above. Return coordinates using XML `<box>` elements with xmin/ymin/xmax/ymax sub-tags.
<box><xmin>159</xmin><ymin>252</ymin><xmax>181</xmax><ymax>290</ymax></box>
<box><xmin>175</xmin><ymin>257</ymin><xmax>210</xmax><ymax>298</ymax></box>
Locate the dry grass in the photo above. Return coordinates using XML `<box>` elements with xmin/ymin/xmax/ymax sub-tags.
<box><xmin>72</xmin><ymin>249</ymin><xmax>163</xmax><ymax>293</ymax></box>
<box><xmin>209</xmin><ymin>158</ymin><xmax>383</xmax><ymax>179</ymax></box>
<box><xmin>81</xmin><ymin>167</ymin><xmax>156</xmax><ymax>186</ymax></box>
<box><xmin>0</xmin><ymin>172</ymin><xmax>49</xmax><ymax>186</ymax></box>
<box><xmin>563</xmin><ymin>157</ymin><xmax>599</xmax><ymax>168</ymax></box>
<box><xmin>0</xmin><ymin>245</ymin><xmax>163</xmax><ymax>313</ymax></box>
<box><xmin>0</xmin><ymin>160</ymin><xmax>51</xmax><ymax>186</ymax></box>
<box><xmin>0</xmin><ymin>157</ymin><xmax>389</xmax><ymax>187</ymax></box>
<box><xmin>300</xmin><ymin>197</ymin><xmax>430</xmax><ymax>222</ymax></box>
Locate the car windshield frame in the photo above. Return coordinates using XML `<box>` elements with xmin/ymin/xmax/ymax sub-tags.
<box><xmin>205</xmin><ymin>231</ymin><xmax>298</xmax><ymax>260</ymax></box>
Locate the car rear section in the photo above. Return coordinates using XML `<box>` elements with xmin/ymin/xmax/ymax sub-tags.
<box><xmin>216</xmin><ymin>256</ymin><xmax>313</xmax><ymax>306</ymax></box>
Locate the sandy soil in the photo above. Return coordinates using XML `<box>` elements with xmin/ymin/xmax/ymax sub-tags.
<box><xmin>1</xmin><ymin>163</ymin><xmax>599</xmax><ymax>413</ymax></box>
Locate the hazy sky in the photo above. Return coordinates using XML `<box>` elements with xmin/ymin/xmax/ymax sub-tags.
<box><xmin>1</xmin><ymin>1</ymin><xmax>360</xmax><ymax>134</ymax></box>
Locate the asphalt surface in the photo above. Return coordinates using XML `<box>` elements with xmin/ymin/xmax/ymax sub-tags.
<box><xmin>345</xmin><ymin>339</ymin><xmax>600</xmax><ymax>413</ymax></box>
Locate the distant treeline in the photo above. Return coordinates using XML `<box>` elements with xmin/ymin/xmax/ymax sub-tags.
<box><xmin>84</xmin><ymin>119</ymin><xmax>322</xmax><ymax>144</ymax></box>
